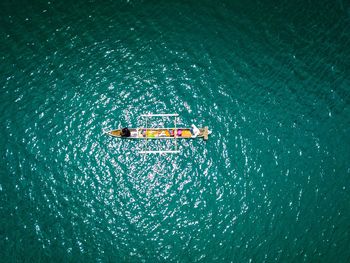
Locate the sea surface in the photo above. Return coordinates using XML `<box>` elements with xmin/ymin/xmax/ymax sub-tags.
<box><xmin>1</xmin><ymin>0</ymin><xmax>350</xmax><ymax>262</ymax></box>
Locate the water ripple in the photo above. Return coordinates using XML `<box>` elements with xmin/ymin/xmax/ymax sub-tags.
<box><xmin>1</xmin><ymin>0</ymin><xmax>350</xmax><ymax>262</ymax></box>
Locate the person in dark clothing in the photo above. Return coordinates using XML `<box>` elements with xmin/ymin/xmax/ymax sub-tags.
<box><xmin>121</xmin><ymin>127</ymin><xmax>131</xmax><ymax>137</ymax></box>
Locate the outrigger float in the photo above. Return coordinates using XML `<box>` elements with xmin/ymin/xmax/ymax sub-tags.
<box><xmin>104</xmin><ymin>113</ymin><xmax>211</xmax><ymax>154</ymax></box>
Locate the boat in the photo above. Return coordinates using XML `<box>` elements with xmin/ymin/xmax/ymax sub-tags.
<box><xmin>104</xmin><ymin>113</ymin><xmax>211</xmax><ymax>154</ymax></box>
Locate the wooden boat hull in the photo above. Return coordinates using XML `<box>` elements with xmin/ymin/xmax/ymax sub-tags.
<box><xmin>106</xmin><ymin>127</ymin><xmax>210</xmax><ymax>140</ymax></box>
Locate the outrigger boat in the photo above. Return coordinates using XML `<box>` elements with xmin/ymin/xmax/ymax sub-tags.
<box><xmin>105</xmin><ymin>113</ymin><xmax>211</xmax><ymax>154</ymax></box>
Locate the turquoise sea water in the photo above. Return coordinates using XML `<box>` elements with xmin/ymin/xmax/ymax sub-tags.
<box><xmin>1</xmin><ymin>0</ymin><xmax>350</xmax><ymax>262</ymax></box>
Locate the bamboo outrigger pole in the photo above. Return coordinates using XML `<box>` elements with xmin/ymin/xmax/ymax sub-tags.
<box><xmin>140</xmin><ymin>113</ymin><xmax>179</xmax><ymax>117</ymax></box>
<box><xmin>174</xmin><ymin>115</ymin><xmax>177</xmax><ymax>152</ymax></box>
<box><xmin>138</xmin><ymin>113</ymin><xmax>180</xmax><ymax>154</ymax></box>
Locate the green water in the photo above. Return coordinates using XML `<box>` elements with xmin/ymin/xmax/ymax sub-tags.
<box><xmin>1</xmin><ymin>0</ymin><xmax>350</xmax><ymax>262</ymax></box>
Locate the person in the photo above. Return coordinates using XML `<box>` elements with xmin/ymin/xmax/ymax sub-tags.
<box><xmin>121</xmin><ymin>127</ymin><xmax>131</xmax><ymax>137</ymax></box>
<box><xmin>190</xmin><ymin>124</ymin><xmax>200</xmax><ymax>138</ymax></box>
